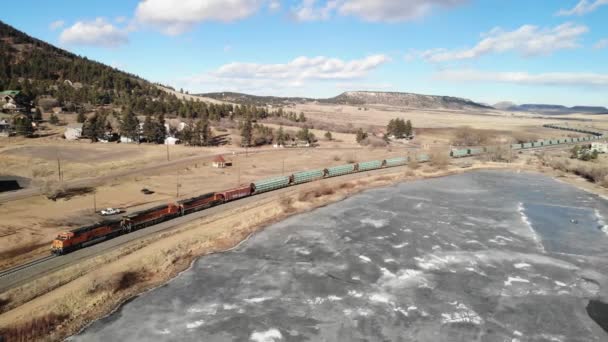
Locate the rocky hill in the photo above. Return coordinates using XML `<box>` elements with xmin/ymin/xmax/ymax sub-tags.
<box><xmin>202</xmin><ymin>90</ymin><xmax>493</xmax><ymax>110</ymax></box>
<box><xmin>323</xmin><ymin>91</ymin><xmax>492</xmax><ymax>109</ymax></box>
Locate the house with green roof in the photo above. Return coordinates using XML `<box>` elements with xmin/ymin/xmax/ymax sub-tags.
<box><xmin>1</xmin><ymin>90</ymin><xmax>22</xmax><ymax>112</ymax></box>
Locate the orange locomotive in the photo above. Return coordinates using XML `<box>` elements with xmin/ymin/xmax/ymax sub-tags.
<box><xmin>51</xmin><ymin>220</ymin><xmax>122</xmax><ymax>255</ymax></box>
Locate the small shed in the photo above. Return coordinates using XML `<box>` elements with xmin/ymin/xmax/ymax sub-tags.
<box><xmin>591</xmin><ymin>142</ymin><xmax>608</xmax><ymax>153</ymax></box>
<box><xmin>164</xmin><ymin>137</ymin><xmax>180</xmax><ymax>145</ymax></box>
<box><xmin>212</xmin><ymin>155</ymin><xmax>226</xmax><ymax>168</ymax></box>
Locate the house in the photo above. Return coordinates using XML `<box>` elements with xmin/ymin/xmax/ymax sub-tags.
<box><xmin>64</xmin><ymin>123</ymin><xmax>83</xmax><ymax>140</ymax></box>
<box><xmin>1</xmin><ymin>90</ymin><xmax>23</xmax><ymax>112</ymax></box>
<box><xmin>212</xmin><ymin>155</ymin><xmax>227</xmax><ymax>168</ymax></box>
<box><xmin>591</xmin><ymin>142</ymin><xmax>608</xmax><ymax>154</ymax></box>
<box><xmin>0</xmin><ymin>119</ymin><xmax>10</xmax><ymax>137</ymax></box>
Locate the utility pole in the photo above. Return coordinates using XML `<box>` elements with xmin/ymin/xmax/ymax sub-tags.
<box><xmin>56</xmin><ymin>149</ymin><xmax>62</xmax><ymax>181</ymax></box>
<box><xmin>166</xmin><ymin>143</ymin><xmax>170</xmax><ymax>161</ymax></box>
<box><xmin>93</xmin><ymin>191</ymin><xmax>97</xmax><ymax>214</ymax></box>
<box><xmin>176</xmin><ymin>171</ymin><xmax>180</xmax><ymax>198</ymax></box>
<box><xmin>282</xmin><ymin>157</ymin><xmax>285</xmax><ymax>175</ymax></box>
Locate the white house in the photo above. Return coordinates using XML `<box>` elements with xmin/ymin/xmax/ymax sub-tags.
<box><xmin>64</xmin><ymin>123</ymin><xmax>83</xmax><ymax>140</ymax></box>
<box><xmin>164</xmin><ymin>137</ymin><xmax>180</xmax><ymax>145</ymax></box>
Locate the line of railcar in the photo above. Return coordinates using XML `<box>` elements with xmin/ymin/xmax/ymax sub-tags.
<box><xmin>51</xmin><ymin>131</ymin><xmax>605</xmax><ymax>255</ymax></box>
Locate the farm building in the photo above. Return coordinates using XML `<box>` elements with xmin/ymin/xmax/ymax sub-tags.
<box><xmin>164</xmin><ymin>137</ymin><xmax>180</xmax><ymax>145</ymax></box>
<box><xmin>64</xmin><ymin>123</ymin><xmax>83</xmax><ymax>140</ymax></box>
<box><xmin>1</xmin><ymin>90</ymin><xmax>24</xmax><ymax>112</ymax></box>
<box><xmin>591</xmin><ymin>142</ymin><xmax>608</xmax><ymax>153</ymax></box>
<box><xmin>212</xmin><ymin>155</ymin><xmax>227</xmax><ymax>168</ymax></box>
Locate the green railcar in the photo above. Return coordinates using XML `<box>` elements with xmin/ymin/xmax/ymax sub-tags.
<box><xmin>511</xmin><ymin>144</ymin><xmax>523</xmax><ymax>150</ymax></box>
<box><xmin>417</xmin><ymin>154</ymin><xmax>430</xmax><ymax>162</ymax></box>
<box><xmin>522</xmin><ymin>142</ymin><xmax>533</xmax><ymax>149</ymax></box>
<box><xmin>327</xmin><ymin>164</ymin><xmax>356</xmax><ymax>177</ymax></box>
<box><xmin>253</xmin><ymin>176</ymin><xmax>290</xmax><ymax>194</ymax></box>
<box><xmin>385</xmin><ymin>157</ymin><xmax>408</xmax><ymax>167</ymax></box>
<box><xmin>358</xmin><ymin>160</ymin><xmax>383</xmax><ymax>172</ymax></box>
<box><xmin>292</xmin><ymin>169</ymin><xmax>324</xmax><ymax>184</ymax></box>
<box><xmin>451</xmin><ymin>149</ymin><xmax>469</xmax><ymax>158</ymax></box>
<box><xmin>469</xmin><ymin>148</ymin><xmax>484</xmax><ymax>155</ymax></box>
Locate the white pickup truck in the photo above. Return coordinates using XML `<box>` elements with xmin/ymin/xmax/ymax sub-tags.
<box><xmin>100</xmin><ymin>208</ymin><xmax>120</xmax><ymax>216</ymax></box>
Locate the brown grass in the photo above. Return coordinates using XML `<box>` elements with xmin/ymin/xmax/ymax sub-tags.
<box><xmin>540</xmin><ymin>155</ymin><xmax>608</xmax><ymax>187</ymax></box>
<box><xmin>429</xmin><ymin>148</ymin><xmax>450</xmax><ymax>169</ymax></box>
<box><xmin>0</xmin><ymin>312</ymin><xmax>68</xmax><ymax>342</ymax></box>
<box><xmin>451</xmin><ymin>126</ymin><xmax>496</xmax><ymax>146</ymax></box>
<box><xmin>0</xmin><ymin>242</ymin><xmax>49</xmax><ymax>261</ymax></box>
<box><xmin>297</xmin><ymin>184</ymin><xmax>336</xmax><ymax>202</ymax></box>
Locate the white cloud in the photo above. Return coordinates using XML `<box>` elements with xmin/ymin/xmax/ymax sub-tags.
<box><xmin>49</xmin><ymin>20</ymin><xmax>65</xmax><ymax>30</ymax></box>
<box><xmin>223</xmin><ymin>44</ymin><xmax>233</xmax><ymax>52</ymax></box>
<box><xmin>594</xmin><ymin>38</ymin><xmax>608</xmax><ymax>49</ymax></box>
<box><xmin>292</xmin><ymin>0</ymin><xmax>339</xmax><ymax>21</ymax></box>
<box><xmin>59</xmin><ymin>18</ymin><xmax>129</xmax><ymax>47</ymax></box>
<box><xmin>337</xmin><ymin>0</ymin><xmax>467</xmax><ymax>22</ymax></box>
<box><xmin>182</xmin><ymin>54</ymin><xmax>390</xmax><ymax>94</ymax></box>
<box><xmin>115</xmin><ymin>16</ymin><xmax>128</xmax><ymax>23</ymax></box>
<box><xmin>292</xmin><ymin>0</ymin><xmax>467</xmax><ymax>22</ymax></box>
<box><xmin>435</xmin><ymin>69</ymin><xmax>608</xmax><ymax>87</ymax></box>
<box><xmin>421</xmin><ymin>23</ymin><xmax>588</xmax><ymax>62</ymax></box>
<box><xmin>557</xmin><ymin>0</ymin><xmax>608</xmax><ymax>16</ymax></box>
<box><xmin>135</xmin><ymin>0</ymin><xmax>266</xmax><ymax>35</ymax></box>
<box><xmin>269</xmin><ymin>0</ymin><xmax>281</xmax><ymax>11</ymax></box>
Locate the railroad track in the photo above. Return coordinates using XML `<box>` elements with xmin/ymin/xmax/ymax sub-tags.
<box><xmin>0</xmin><ymin>254</ymin><xmax>56</xmax><ymax>279</ymax></box>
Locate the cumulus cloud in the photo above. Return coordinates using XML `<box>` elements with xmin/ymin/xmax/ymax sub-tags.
<box><xmin>421</xmin><ymin>23</ymin><xmax>588</xmax><ymax>62</ymax></box>
<box><xmin>135</xmin><ymin>0</ymin><xmax>266</xmax><ymax>35</ymax></box>
<box><xmin>594</xmin><ymin>38</ymin><xmax>608</xmax><ymax>49</ymax></box>
<box><xmin>435</xmin><ymin>69</ymin><xmax>608</xmax><ymax>87</ymax></box>
<box><xmin>49</xmin><ymin>20</ymin><xmax>65</xmax><ymax>31</ymax></box>
<box><xmin>59</xmin><ymin>18</ymin><xmax>128</xmax><ymax>47</ymax></box>
<box><xmin>557</xmin><ymin>0</ymin><xmax>608</xmax><ymax>16</ymax></box>
<box><xmin>182</xmin><ymin>54</ymin><xmax>390</xmax><ymax>94</ymax></box>
<box><xmin>292</xmin><ymin>0</ymin><xmax>467</xmax><ymax>22</ymax></box>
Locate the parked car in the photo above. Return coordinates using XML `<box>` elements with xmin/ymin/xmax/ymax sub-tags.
<box><xmin>100</xmin><ymin>208</ymin><xmax>120</xmax><ymax>216</ymax></box>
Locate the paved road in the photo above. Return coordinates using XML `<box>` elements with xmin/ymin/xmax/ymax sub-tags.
<box><xmin>0</xmin><ymin>164</ymin><xmax>414</xmax><ymax>293</ymax></box>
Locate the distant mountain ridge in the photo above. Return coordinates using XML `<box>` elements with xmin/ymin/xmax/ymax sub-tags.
<box><xmin>507</xmin><ymin>104</ymin><xmax>608</xmax><ymax>115</ymax></box>
<box><xmin>200</xmin><ymin>91</ymin><xmax>493</xmax><ymax>110</ymax></box>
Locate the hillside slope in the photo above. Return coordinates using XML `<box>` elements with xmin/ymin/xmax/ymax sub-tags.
<box><xmin>507</xmin><ymin>104</ymin><xmax>608</xmax><ymax>115</ymax></box>
<box><xmin>0</xmin><ymin>21</ymin><xmax>205</xmax><ymax>115</ymax></box>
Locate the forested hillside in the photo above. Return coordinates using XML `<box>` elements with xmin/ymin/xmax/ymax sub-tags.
<box><xmin>0</xmin><ymin>20</ymin><xmax>233</xmax><ymax>119</ymax></box>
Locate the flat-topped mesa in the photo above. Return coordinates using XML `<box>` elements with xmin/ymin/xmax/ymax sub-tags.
<box><xmin>326</xmin><ymin>91</ymin><xmax>493</xmax><ymax>110</ymax></box>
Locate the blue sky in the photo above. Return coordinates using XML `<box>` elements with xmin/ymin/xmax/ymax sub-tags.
<box><xmin>2</xmin><ymin>0</ymin><xmax>608</xmax><ymax>106</ymax></box>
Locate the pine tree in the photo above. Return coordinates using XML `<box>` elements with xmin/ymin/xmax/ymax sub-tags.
<box><xmin>120</xmin><ymin>108</ymin><xmax>139</xmax><ymax>142</ymax></box>
<box><xmin>276</xmin><ymin>125</ymin><xmax>286</xmax><ymax>145</ymax></box>
<box><xmin>298</xmin><ymin>112</ymin><xmax>307</xmax><ymax>122</ymax></box>
<box><xmin>324</xmin><ymin>131</ymin><xmax>332</xmax><ymax>141</ymax></box>
<box><xmin>142</xmin><ymin>114</ymin><xmax>156</xmax><ymax>143</ymax></box>
<box><xmin>76</xmin><ymin>110</ymin><xmax>86</xmax><ymax>123</ymax></box>
<box><xmin>155</xmin><ymin>113</ymin><xmax>167</xmax><ymax>144</ymax></box>
<box><xmin>49</xmin><ymin>113</ymin><xmax>59</xmax><ymax>125</ymax></box>
<box><xmin>405</xmin><ymin>120</ymin><xmax>413</xmax><ymax>137</ymax></box>
<box><xmin>13</xmin><ymin>114</ymin><xmax>34</xmax><ymax>136</ymax></box>
<box><xmin>82</xmin><ymin>111</ymin><xmax>107</xmax><ymax>142</ymax></box>
<box><xmin>33</xmin><ymin>107</ymin><xmax>42</xmax><ymax>122</ymax></box>
<box><xmin>356</xmin><ymin>128</ymin><xmax>367</xmax><ymax>143</ymax></box>
<box><xmin>241</xmin><ymin>115</ymin><xmax>253</xmax><ymax>147</ymax></box>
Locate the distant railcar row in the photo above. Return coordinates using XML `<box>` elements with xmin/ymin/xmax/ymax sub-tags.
<box><xmin>51</xmin><ymin>129</ymin><xmax>605</xmax><ymax>255</ymax></box>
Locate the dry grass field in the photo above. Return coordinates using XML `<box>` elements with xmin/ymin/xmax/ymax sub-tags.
<box><xmin>1</xmin><ymin>102</ymin><xmax>606</xmax><ymax>270</ymax></box>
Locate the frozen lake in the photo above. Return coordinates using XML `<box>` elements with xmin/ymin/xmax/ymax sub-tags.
<box><xmin>72</xmin><ymin>170</ymin><xmax>608</xmax><ymax>341</ymax></box>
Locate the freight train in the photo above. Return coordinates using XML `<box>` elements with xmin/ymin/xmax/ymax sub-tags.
<box><xmin>50</xmin><ymin>130</ymin><xmax>605</xmax><ymax>255</ymax></box>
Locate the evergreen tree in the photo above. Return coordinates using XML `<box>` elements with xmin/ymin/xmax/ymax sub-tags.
<box><xmin>82</xmin><ymin>111</ymin><xmax>108</xmax><ymax>142</ymax></box>
<box><xmin>76</xmin><ymin>110</ymin><xmax>86</xmax><ymax>123</ymax></box>
<box><xmin>33</xmin><ymin>107</ymin><xmax>42</xmax><ymax>122</ymax></box>
<box><xmin>142</xmin><ymin>114</ymin><xmax>156</xmax><ymax>143</ymax></box>
<box><xmin>356</xmin><ymin>128</ymin><xmax>367</xmax><ymax>143</ymax></box>
<box><xmin>276</xmin><ymin>125</ymin><xmax>286</xmax><ymax>145</ymax></box>
<box><xmin>120</xmin><ymin>108</ymin><xmax>140</xmax><ymax>142</ymax></box>
<box><xmin>324</xmin><ymin>131</ymin><xmax>333</xmax><ymax>141</ymax></box>
<box><xmin>241</xmin><ymin>115</ymin><xmax>253</xmax><ymax>146</ymax></box>
<box><xmin>49</xmin><ymin>113</ymin><xmax>59</xmax><ymax>125</ymax></box>
<box><xmin>13</xmin><ymin>114</ymin><xmax>34</xmax><ymax>136</ymax></box>
<box><xmin>155</xmin><ymin>113</ymin><xmax>167</xmax><ymax>144</ymax></box>
<box><xmin>405</xmin><ymin>120</ymin><xmax>413</xmax><ymax>137</ymax></box>
<box><xmin>298</xmin><ymin>112</ymin><xmax>307</xmax><ymax>122</ymax></box>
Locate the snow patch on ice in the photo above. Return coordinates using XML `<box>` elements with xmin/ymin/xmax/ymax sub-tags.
<box><xmin>595</xmin><ymin>209</ymin><xmax>608</xmax><ymax>236</ymax></box>
<box><xmin>504</xmin><ymin>276</ymin><xmax>530</xmax><ymax>286</ymax></box>
<box><xmin>348</xmin><ymin>290</ymin><xmax>364</xmax><ymax>298</ymax></box>
<box><xmin>514</xmin><ymin>262</ymin><xmax>531</xmax><ymax>269</ymax></box>
<box><xmin>245</xmin><ymin>297</ymin><xmax>272</xmax><ymax>303</ymax></box>
<box><xmin>554</xmin><ymin>281</ymin><xmax>567</xmax><ymax>287</ymax></box>
<box><xmin>361</xmin><ymin>218</ymin><xmax>388</xmax><ymax>228</ymax></box>
<box><xmin>305</xmin><ymin>296</ymin><xmax>343</xmax><ymax>305</ymax></box>
<box><xmin>370</xmin><ymin>293</ymin><xmax>391</xmax><ymax>304</ymax></box>
<box><xmin>384</xmin><ymin>258</ymin><xmax>396</xmax><ymax>263</ymax></box>
<box><xmin>158</xmin><ymin>328</ymin><xmax>171</xmax><ymax>335</ymax></box>
<box><xmin>441</xmin><ymin>302</ymin><xmax>482</xmax><ymax>325</ymax></box>
<box><xmin>250</xmin><ymin>328</ymin><xmax>283</xmax><ymax>342</ymax></box>
<box><xmin>359</xmin><ymin>255</ymin><xmax>372</xmax><ymax>263</ymax></box>
<box><xmin>392</xmin><ymin>242</ymin><xmax>408</xmax><ymax>248</ymax></box>
<box><xmin>186</xmin><ymin>320</ymin><xmax>204</xmax><ymax>329</ymax></box>
<box><xmin>518</xmin><ymin>202</ymin><xmax>546</xmax><ymax>253</ymax></box>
